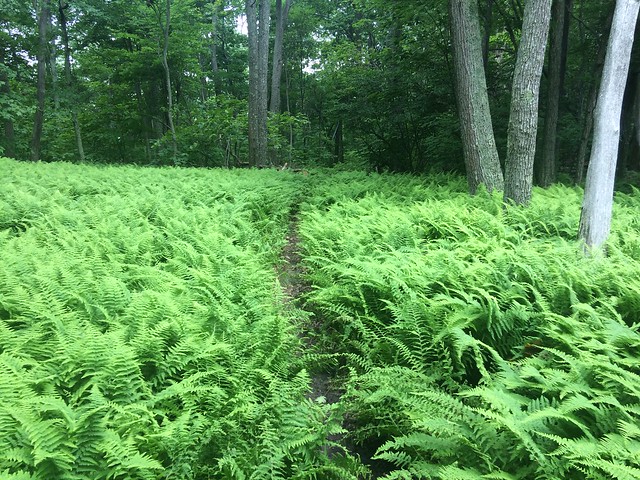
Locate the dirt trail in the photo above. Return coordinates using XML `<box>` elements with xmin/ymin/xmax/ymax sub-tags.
<box><xmin>277</xmin><ymin>214</ymin><xmax>339</xmax><ymax>403</ymax></box>
<box><xmin>278</xmin><ymin>209</ymin><xmax>387</xmax><ymax>478</ymax></box>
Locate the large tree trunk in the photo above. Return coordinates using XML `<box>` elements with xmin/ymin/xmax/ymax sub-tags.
<box><xmin>450</xmin><ymin>0</ymin><xmax>504</xmax><ymax>194</ymax></box>
<box><xmin>31</xmin><ymin>0</ymin><xmax>50</xmax><ymax>162</ymax></box>
<box><xmin>537</xmin><ymin>0</ymin><xmax>570</xmax><ymax>186</ymax></box>
<box><xmin>59</xmin><ymin>0</ymin><xmax>85</xmax><ymax>162</ymax></box>
<box><xmin>574</xmin><ymin>7</ymin><xmax>615</xmax><ymax>184</ymax></box>
<box><xmin>269</xmin><ymin>0</ymin><xmax>292</xmax><ymax>113</ymax></box>
<box><xmin>246</xmin><ymin>0</ymin><xmax>271</xmax><ymax>167</ymax></box>
<box><xmin>579</xmin><ymin>0</ymin><xmax>640</xmax><ymax>250</ymax></box>
<box><xmin>503</xmin><ymin>0</ymin><xmax>553</xmax><ymax>205</ymax></box>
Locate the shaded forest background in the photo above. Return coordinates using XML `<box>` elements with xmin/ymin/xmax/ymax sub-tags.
<box><xmin>1</xmin><ymin>0</ymin><xmax>639</xmax><ymax>181</ymax></box>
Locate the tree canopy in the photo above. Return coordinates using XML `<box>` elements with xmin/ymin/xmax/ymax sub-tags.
<box><xmin>2</xmin><ymin>0</ymin><xmax>636</xmax><ymax>183</ymax></box>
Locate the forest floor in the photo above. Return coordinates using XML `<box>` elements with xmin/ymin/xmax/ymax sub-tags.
<box><xmin>277</xmin><ymin>213</ymin><xmax>341</xmax><ymax>405</ymax></box>
<box><xmin>277</xmin><ymin>210</ymin><xmax>388</xmax><ymax>478</ymax></box>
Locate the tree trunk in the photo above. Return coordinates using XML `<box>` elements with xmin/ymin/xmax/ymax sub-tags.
<box><xmin>155</xmin><ymin>0</ymin><xmax>177</xmax><ymax>161</ymax></box>
<box><xmin>579</xmin><ymin>0</ymin><xmax>640</xmax><ymax>250</ymax></box>
<box><xmin>246</xmin><ymin>0</ymin><xmax>271</xmax><ymax>167</ymax></box>
<box><xmin>537</xmin><ymin>0</ymin><xmax>569</xmax><ymax>186</ymax></box>
<box><xmin>135</xmin><ymin>82</ymin><xmax>153</xmax><ymax>163</ymax></box>
<box><xmin>574</xmin><ymin>7</ymin><xmax>614</xmax><ymax>184</ymax></box>
<box><xmin>211</xmin><ymin>0</ymin><xmax>221</xmax><ymax>95</ymax></box>
<box><xmin>31</xmin><ymin>0</ymin><xmax>50</xmax><ymax>162</ymax></box>
<box><xmin>503</xmin><ymin>0</ymin><xmax>553</xmax><ymax>205</ymax></box>
<box><xmin>48</xmin><ymin>33</ymin><xmax>60</xmax><ymax>110</ymax></box>
<box><xmin>59</xmin><ymin>0</ymin><xmax>85</xmax><ymax>162</ymax></box>
<box><xmin>269</xmin><ymin>0</ymin><xmax>292</xmax><ymax>113</ymax></box>
<box><xmin>334</xmin><ymin>119</ymin><xmax>344</xmax><ymax>163</ymax></box>
<box><xmin>450</xmin><ymin>0</ymin><xmax>504</xmax><ymax>194</ymax></box>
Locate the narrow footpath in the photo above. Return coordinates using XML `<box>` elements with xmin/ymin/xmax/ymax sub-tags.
<box><xmin>277</xmin><ymin>206</ymin><xmax>389</xmax><ymax>479</ymax></box>
<box><xmin>277</xmin><ymin>212</ymin><xmax>338</xmax><ymax>404</ymax></box>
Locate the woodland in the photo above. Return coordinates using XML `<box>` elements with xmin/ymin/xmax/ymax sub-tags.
<box><xmin>2</xmin><ymin>0</ymin><xmax>640</xmax><ymax>479</ymax></box>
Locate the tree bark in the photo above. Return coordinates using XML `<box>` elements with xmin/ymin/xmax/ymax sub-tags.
<box><xmin>537</xmin><ymin>0</ymin><xmax>569</xmax><ymax>186</ymax></box>
<box><xmin>503</xmin><ymin>0</ymin><xmax>553</xmax><ymax>205</ymax></box>
<box><xmin>153</xmin><ymin>0</ymin><xmax>178</xmax><ymax>161</ymax></box>
<box><xmin>246</xmin><ymin>0</ymin><xmax>271</xmax><ymax>167</ymax></box>
<box><xmin>574</xmin><ymin>7</ymin><xmax>614</xmax><ymax>185</ymax></box>
<box><xmin>210</xmin><ymin>0</ymin><xmax>221</xmax><ymax>95</ymax></box>
<box><xmin>59</xmin><ymin>0</ymin><xmax>85</xmax><ymax>162</ymax></box>
<box><xmin>269</xmin><ymin>0</ymin><xmax>292</xmax><ymax>113</ymax></box>
<box><xmin>450</xmin><ymin>0</ymin><xmax>504</xmax><ymax>194</ymax></box>
<box><xmin>579</xmin><ymin>0</ymin><xmax>640</xmax><ymax>250</ymax></box>
<box><xmin>31</xmin><ymin>0</ymin><xmax>50</xmax><ymax>162</ymax></box>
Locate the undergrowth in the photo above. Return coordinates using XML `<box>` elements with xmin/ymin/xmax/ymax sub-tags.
<box><xmin>3</xmin><ymin>158</ymin><xmax>640</xmax><ymax>479</ymax></box>
<box><xmin>0</xmin><ymin>158</ymin><xmax>363</xmax><ymax>479</ymax></box>
<box><xmin>298</xmin><ymin>171</ymin><xmax>640</xmax><ymax>479</ymax></box>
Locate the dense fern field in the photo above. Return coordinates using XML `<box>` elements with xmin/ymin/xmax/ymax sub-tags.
<box><xmin>299</xmin><ymin>172</ymin><xmax>640</xmax><ymax>479</ymax></box>
<box><xmin>2</xmin><ymin>158</ymin><xmax>640</xmax><ymax>479</ymax></box>
<box><xmin>0</xmin><ymin>158</ymin><xmax>360</xmax><ymax>479</ymax></box>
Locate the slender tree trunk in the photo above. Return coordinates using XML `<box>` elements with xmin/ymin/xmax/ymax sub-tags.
<box><xmin>135</xmin><ymin>82</ymin><xmax>152</xmax><ymax>163</ymax></box>
<box><xmin>31</xmin><ymin>0</ymin><xmax>50</xmax><ymax>162</ymax></box>
<box><xmin>154</xmin><ymin>0</ymin><xmax>177</xmax><ymax>161</ymax></box>
<box><xmin>269</xmin><ymin>0</ymin><xmax>292</xmax><ymax>113</ymax></box>
<box><xmin>334</xmin><ymin>119</ymin><xmax>344</xmax><ymax>163</ymax></box>
<box><xmin>579</xmin><ymin>0</ymin><xmax>640</xmax><ymax>250</ymax></box>
<box><xmin>503</xmin><ymin>0</ymin><xmax>553</xmax><ymax>205</ymax></box>
<box><xmin>450</xmin><ymin>0</ymin><xmax>504</xmax><ymax>194</ymax></box>
<box><xmin>211</xmin><ymin>1</ymin><xmax>221</xmax><ymax>95</ymax></box>
<box><xmin>48</xmin><ymin>39</ymin><xmax>60</xmax><ymax>110</ymax></box>
<box><xmin>198</xmin><ymin>53</ymin><xmax>209</xmax><ymax>102</ymax></box>
<box><xmin>246</xmin><ymin>0</ymin><xmax>271</xmax><ymax>167</ymax></box>
<box><xmin>537</xmin><ymin>0</ymin><xmax>569</xmax><ymax>186</ymax></box>
<box><xmin>59</xmin><ymin>0</ymin><xmax>85</xmax><ymax>162</ymax></box>
<box><xmin>1</xmin><ymin>67</ymin><xmax>16</xmax><ymax>158</ymax></box>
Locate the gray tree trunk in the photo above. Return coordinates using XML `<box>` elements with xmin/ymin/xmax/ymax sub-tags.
<box><xmin>59</xmin><ymin>0</ymin><xmax>85</xmax><ymax>162</ymax></box>
<box><xmin>579</xmin><ymin>0</ymin><xmax>640</xmax><ymax>250</ymax></box>
<box><xmin>574</xmin><ymin>7</ymin><xmax>614</xmax><ymax>185</ymax></box>
<box><xmin>31</xmin><ymin>0</ymin><xmax>49</xmax><ymax>162</ymax></box>
<box><xmin>450</xmin><ymin>0</ymin><xmax>504</xmax><ymax>194</ymax></box>
<box><xmin>246</xmin><ymin>0</ymin><xmax>271</xmax><ymax>167</ymax></box>
<box><xmin>538</xmin><ymin>0</ymin><xmax>568</xmax><ymax>187</ymax></box>
<box><xmin>269</xmin><ymin>0</ymin><xmax>292</xmax><ymax>113</ymax></box>
<box><xmin>503</xmin><ymin>0</ymin><xmax>552</xmax><ymax>205</ymax></box>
